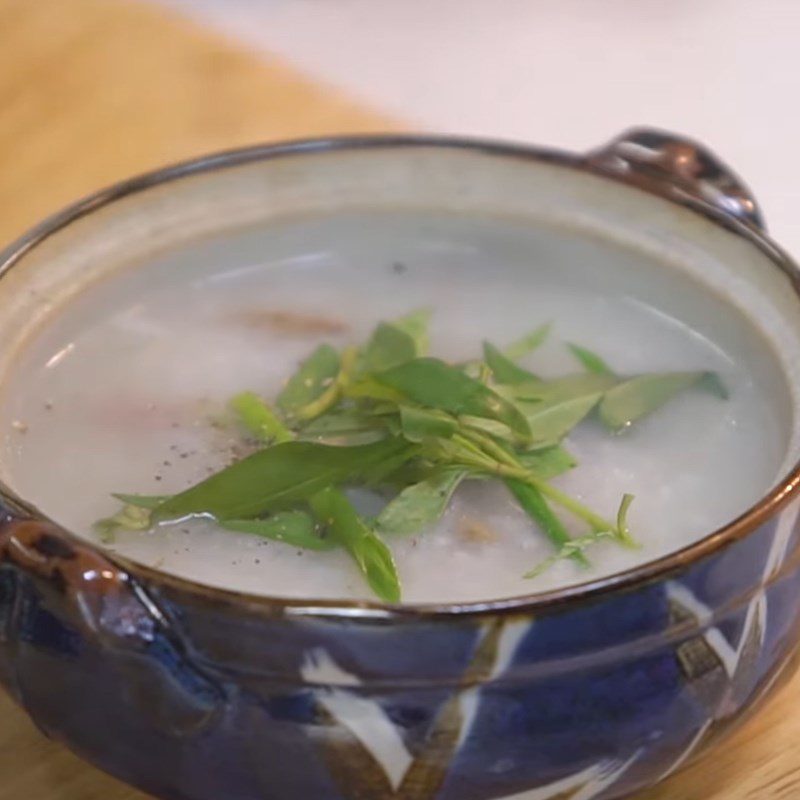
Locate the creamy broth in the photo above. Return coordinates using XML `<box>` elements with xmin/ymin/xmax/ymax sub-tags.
<box><xmin>0</xmin><ymin>210</ymin><xmax>791</xmax><ymax>602</ymax></box>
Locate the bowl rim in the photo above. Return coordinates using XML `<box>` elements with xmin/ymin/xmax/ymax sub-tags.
<box><xmin>2</xmin><ymin>132</ymin><xmax>799</xmax><ymax>620</ymax></box>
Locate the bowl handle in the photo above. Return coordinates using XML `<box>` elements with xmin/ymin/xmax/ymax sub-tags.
<box><xmin>586</xmin><ymin>127</ymin><xmax>765</xmax><ymax>231</ymax></box>
<box><xmin>0</xmin><ymin>518</ymin><xmax>223</xmax><ymax>735</ymax></box>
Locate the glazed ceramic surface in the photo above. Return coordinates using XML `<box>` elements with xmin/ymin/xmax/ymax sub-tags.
<box><xmin>1</xmin><ymin>130</ymin><xmax>800</xmax><ymax>800</ymax></box>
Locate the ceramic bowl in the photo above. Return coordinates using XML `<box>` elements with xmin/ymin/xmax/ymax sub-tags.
<box><xmin>1</xmin><ymin>129</ymin><xmax>799</xmax><ymax>800</ymax></box>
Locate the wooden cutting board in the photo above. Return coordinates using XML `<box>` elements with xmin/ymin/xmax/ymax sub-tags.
<box><xmin>0</xmin><ymin>1</ymin><xmax>797</xmax><ymax>798</ymax></box>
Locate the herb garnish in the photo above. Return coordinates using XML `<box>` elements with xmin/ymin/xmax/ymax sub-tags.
<box><xmin>96</xmin><ymin>314</ymin><xmax>726</xmax><ymax>601</ymax></box>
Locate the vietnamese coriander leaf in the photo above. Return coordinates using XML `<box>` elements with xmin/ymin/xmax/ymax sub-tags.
<box><xmin>504</xmin><ymin>322</ymin><xmax>551</xmax><ymax>361</ymax></box>
<box><xmin>523</xmin><ymin>530</ymin><xmax>617</xmax><ymax>579</ymax></box>
<box><xmin>94</xmin><ymin>503</ymin><xmax>153</xmax><ymax>543</ymax></box>
<box><xmin>102</xmin><ymin>310</ymin><xmax>723</xmax><ymax>602</ymax></box>
<box><xmin>363</xmin><ymin>323</ymin><xmax>418</xmax><ymax>372</ymax></box>
<box><xmin>483</xmin><ymin>341</ymin><xmax>540</xmax><ymax>384</ymax></box>
<box><xmin>458</xmin><ymin>415</ymin><xmax>516</xmax><ymax>444</ymax></box>
<box><xmin>344</xmin><ymin>377</ymin><xmax>407</xmax><ymax>404</ymax></box>
<box><xmin>390</xmin><ymin>308</ymin><xmax>431</xmax><ymax>355</ymax></box>
<box><xmin>516</xmin><ymin>490</ymin><xmax>635</xmax><ymax>578</ymax></box>
<box><xmin>502</xmin><ymin>373</ymin><xmax>619</xmax><ymax>443</ymax></box>
<box><xmin>697</xmin><ymin>372</ymin><xmax>730</xmax><ymax>400</ymax></box>
<box><xmin>221</xmin><ymin>511</ymin><xmax>335</xmax><ymax>551</ymax></box>
<box><xmin>361</xmin><ymin>309</ymin><xmax>431</xmax><ymax>374</ymax></box>
<box><xmin>96</xmin><ymin>492</ymin><xmax>169</xmax><ymax>542</ymax></box>
<box><xmin>375</xmin><ymin>459</ymin><xmax>441</xmax><ymax>490</ymax></box>
<box><xmin>111</xmin><ymin>493</ymin><xmax>168</xmax><ymax>509</ymax></box>
<box><xmin>376</xmin><ymin>469</ymin><xmax>467</xmax><ymax>535</ymax></box>
<box><xmin>227</xmin><ymin>389</ymin><xmax>404</xmax><ymax>602</ymax></box>
<box><xmin>300</xmin><ymin>410</ymin><xmax>386</xmax><ymax>445</ymax></box>
<box><xmin>399</xmin><ymin>405</ymin><xmax>458</xmax><ymax>442</ymax></box>
<box><xmin>616</xmin><ymin>493</ymin><xmax>636</xmax><ymax>547</ymax></box>
<box><xmin>301</xmin><ymin>409</ymin><xmax>379</xmax><ymax>437</ymax></box>
<box><xmin>520</xmin><ymin>393</ymin><xmax>604</xmax><ymax>443</ymax></box>
<box><xmin>422</xmin><ymin>426</ymin><xmax>624</xmax><ymax>547</ymax></box>
<box><xmin>567</xmin><ymin>343</ymin><xmax>616</xmax><ymax>376</ymax></box>
<box><xmin>516</xmin><ymin>445</ymin><xmax>577</xmax><ymax>479</ymax></box>
<box><xmin>505</xmin><ymin>478</ymin><xmax>588</xmax><ymax>567</ymax></box>
<box><xmin>375</xmin><ymin>357</ymin><xmax>531</xmax><ymax>440</ymax></box>
<box><xmin>230</xmin><ymin>391</ymin><xmax>292</xmax><ymax>443</ymax></box>
<box><xmin>308</xmin><ymin>487</ymin><xmax>401</xmax><ymax>602</ymax></box>
<box><xmin>362</xmin><ymin>441</ymin><xmax>432</xmax><ymax>488</ymax></box>
<box><xmin>599</xmin><ymin>371</ymin><xmax>726</xmax><ymax>432</ymax></box>
<box><xmin>277</xmin><ymin>344</ymin><xmax>341</xmax><ymax>420</ymax></box>
<box><xmin>510</xmin><ymin>373</ymin><xmax>618</xmax><ymax>402</ymax></box>
<box><xmin>153</xmin><ymin>438</ymin><xmax>416</xmax><ymax>522</ymax></box>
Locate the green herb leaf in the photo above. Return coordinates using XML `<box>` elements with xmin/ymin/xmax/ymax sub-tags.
<box><xmin>375</xmin><ymin>357</ymin><xmax>531</xmax><ymax>440</ymax></box>
<box><xmin>483</xmin><ymin>341</ymin><xmax>540</xmax><ymax>384</ymax></box>
<box><xmin>105</xmin><ymin>308</ymin><xmax>704</xmax><ymax>603</ymax></box>
<box><xmin>523</xmin><ymin>530</ymin><xmax>616</xmax><ymax>579</ymax></box>
<box><xmin>111</xmin><ymin>493</ymin><xmax>168</xmax><ymax>510</ymax></box>
<box><xmin>230</xmin><ymin>391</ymin><xmax>292</xmax><ymax>443</ymax></box>
<box><xmin>599</xmin><ymin>371</ymin><xmax>725</xmax><ymax>431</ymax></box>
<box><xmin>376</xmin><ymin>469</ymin><xmax>466</xmax><ymax>535</ymax></box>
<box><xmin>519</xmin><ymin>473</ymin><xmax>619</xmax><ymax>535</ymax></box>
<box><xmin>220</xmin><ymin>511</ymin><xmax>335</xmax><ymax>550</ymax></box>
<box><xmin>458</xmin><ymin>415</ymin><xmax>516</xmax><ymax>443</ymax></box>
<box><xmin>698</xmin><ymin>372</ymin><xmax>730</xmax><ymax>400</ymax></box>
<box><xmin>616</xmin><ymin>493</ymin><xmax>637</xmax><ymax>547</ymax></box>
<box><xmin>567</xmin><ymin>343</ymin><xmax>615</xmax><ymax>376</ymax></box>
<box><xmin>94</xmin><ymin>504</ymin><xmax>153</xmax><ymax>543</ymax></box>
<box><xmin>506</xmin><ymin>478</ymin><xmax>589</xmax><ymax>567</ymax></box>
<box><xmin>363</xmin><ymin>443</ymin><xmax>432</xmax><ymax>488</ymax></box>
<box><xmin>504</xmin><ymin>373</ymin><xmax>618</xmax><ymax>442</ymax></box>
<box><xmin>510</xmin><ymin>373</ymin><xmax>618</xmax><ymax>402</ymax></box>
<box><xmin>363</xmin><ymin>323</ymin><xmax>418</xmax><ymax>372</ymax></box>
<box><xmin>300</xmin><ymin>409</ymin><xmax>380</xmax><ymax>437</ymax></box>
<box><xmin>153</xmin><ymin>438</ymin><xmax>416</xmax><ymax>522</ymax></box>
<box><xmin>517</xmin><ymin>446</ymin><xmax>577</xmax><ymax>479</ymax></box>
<box><xmin>504</xmin><ymin>323</ymin><xmax>551</xmax><ymax>361</ymax></box>
<box><xmin>390</xmin><ymin>308</ymin><xmax>431</xmax><ymax>355</ymax></box>
<box><xmin>344</xmin><ymin>377</ymin><xmax>407</xmax><ymax>404</ymax></box>
<box><xmin>521</xmin><ymin>393</ymin><xmax>604</xmax><ymax>442</ymax></box>
<box><xmin>399</xmin><ymin>406</ymin><xmax>458</xmax><ymax>442</ymax></box>
<box><xmin>308</xmin><ymin>487</ymin><xmax>401</xmax><ymax>602</ymax></box>
<box><xmin>277</xmin><ymin>344</ymin><xmax>341</xmax><ymax>419</ymax></box>
<box><xmin>374</xmin><ymin>459</ymin><xmax>442</xmax><ymax>489</ymax></box>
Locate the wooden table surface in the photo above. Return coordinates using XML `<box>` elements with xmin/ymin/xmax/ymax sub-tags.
<box><xmin>0</xmin><ymin>1</ymin><xmax>798</xmax><ymax>798</ymax></box>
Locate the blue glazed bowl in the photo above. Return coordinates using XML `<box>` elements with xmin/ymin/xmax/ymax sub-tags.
<box><xmin>1</xmin><ymin>129</ymin><xmax>799</xmax><ymax>800</ymax></box>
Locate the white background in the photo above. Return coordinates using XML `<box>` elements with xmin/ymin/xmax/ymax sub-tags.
<box><xmin>161</xmin><ymin>1</ymin><xmax>800</xmax><ymax>253</ymax></box>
